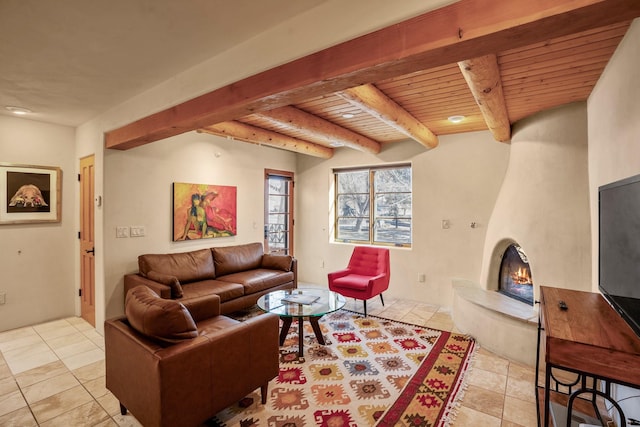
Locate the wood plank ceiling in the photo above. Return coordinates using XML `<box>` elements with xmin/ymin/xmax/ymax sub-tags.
<box><xmin>105</xmin><ymin>1</ymin><xmax>638</xmax><ymax>158</ymax></box>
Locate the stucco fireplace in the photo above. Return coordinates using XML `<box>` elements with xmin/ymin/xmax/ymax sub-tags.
<box><xmin>453</xmin><ymin>102</ymin><xmax>592</xmax><ymax>365</ymax></box>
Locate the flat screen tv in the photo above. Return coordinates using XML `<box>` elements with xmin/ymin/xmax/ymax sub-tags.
<box><xmin>599</xmin><ymin>173</ymin><xmax>640</xmax><ymax>339</ymax></box>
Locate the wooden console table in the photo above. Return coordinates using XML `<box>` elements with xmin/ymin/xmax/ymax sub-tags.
<box><xmin>536</xmin><ymin>286</ymin><xmax>640</xmax><ymax>426</ymax></box>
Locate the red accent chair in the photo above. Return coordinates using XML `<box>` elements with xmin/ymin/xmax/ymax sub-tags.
<box><xmin>328</xmin><ymin>246</ymin><xmax>390</xmax><ymax>316</ymax></box>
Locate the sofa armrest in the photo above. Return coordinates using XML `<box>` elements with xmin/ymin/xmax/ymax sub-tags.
<box><xmin>200</xmin><ymin>313</ymin><xmax>280</xmax><ymax>410</ymax></box>
<box><xmin>367</xmin><ymin>272</ymin><xmax>389</xmax><ymax>293</ymax></box>
<box><xmin>182</xmin><ymin>293</ymin><xmax>221</xmax><ymax>321</ymax></box>
<box><xmin>291</xmin><ymin>257</ymin><xmax>298</xmax><ymax>288</ymax></box>
<box><xmin>124</xmin><ymin>274</ymin><xmax>172</xmax><ymax>299</ymax></box>
<box><xmin>327</xmin><ymin>268</ymin><xmax>351</xmax><ymax>282</ymax></box>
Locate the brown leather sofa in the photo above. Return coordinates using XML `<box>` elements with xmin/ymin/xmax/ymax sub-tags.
<box><xmin>124</xmin><ymin>242</ymin><xmax>296</xmax><ymax>317</ymax></box>
<box><xmin>105</xmin><ymin>285</ymin><xmax>280</xmax><ymax>427</ymax></box>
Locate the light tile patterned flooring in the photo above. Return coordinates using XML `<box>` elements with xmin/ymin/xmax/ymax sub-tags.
<box><xmin>0</xmin><ymin>295</ymin><xmax>538</xmax><ymax>426</ymax></box>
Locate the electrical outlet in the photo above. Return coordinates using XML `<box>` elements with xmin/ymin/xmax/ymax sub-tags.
<box><xmin>418</xmin><ymin>273</ymin><xmax>426</xmax><ymax>283</ymax></box>
<box><xmin>442</xmin><ymin>219</ymin><xmax>450</xmax><ymax>229</ymax></box>
<box><xmin>0</xmin><ymin>292</ymin><xmax>6</xmax><ymax>305</ymax></box>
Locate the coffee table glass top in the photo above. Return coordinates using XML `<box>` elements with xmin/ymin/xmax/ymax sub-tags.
<box><xmin>257</xmin><ymin>288</ymin><xmax>346</xmax><ymax>318</ymax></box>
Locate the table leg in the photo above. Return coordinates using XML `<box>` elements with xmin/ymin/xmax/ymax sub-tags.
<box><xmin>280</xmin><ymin>317</ymin><xmax>293</xmax><ymax>346</ymax></box>
<box><xmin>298</xmin><ymin>316</ymin><xmax>304</xmax><ymax>357</ymax></box>
<box><xmin>544</xmin><ymin>366</ymin><xmax>551</xmax><ymax>427</ymax></box>
<box><xmin>282</xmin><ymin>316</ymin><xmax>328</xmax><ymax>357</ymax></box>
<box><xmin>309</xmin><ymin>316</ymin><xmax>325</xmax><ymax>345</ymax></box>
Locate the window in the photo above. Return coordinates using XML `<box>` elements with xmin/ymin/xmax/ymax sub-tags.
<box><xmin>334</xmin><ymin>164</ymin><xmax>412</xmax><ymax>247</ymax></box>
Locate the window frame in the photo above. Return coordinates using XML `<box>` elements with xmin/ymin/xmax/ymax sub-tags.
<box><xmin>333</xmin><ymin>164</ymin><xmax>412</xmax><ymax>248</ymax></box>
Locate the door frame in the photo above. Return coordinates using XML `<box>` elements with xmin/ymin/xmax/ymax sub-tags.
<box><xmin>264</xmin><ymin>169</ymin><xmax>294</xmax><ymax>255</ymax></box>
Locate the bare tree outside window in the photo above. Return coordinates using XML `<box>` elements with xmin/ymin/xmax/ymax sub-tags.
<box><xmin>335</xmin><ymin>165</ymin><xmax>412</xmax><ymax>246</ymax></box>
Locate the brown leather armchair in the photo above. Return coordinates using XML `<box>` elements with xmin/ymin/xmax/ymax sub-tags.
<box><xmin>105</xmin><ymin>286</ymin><xmax>279</xmax><ymax>427</ymax></box>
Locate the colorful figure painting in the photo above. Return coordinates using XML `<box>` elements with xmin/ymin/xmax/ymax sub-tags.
<box><xmin>173</xmin><ymin>182</ymin><xmax>237</xmax><ymax>241</ymax></box>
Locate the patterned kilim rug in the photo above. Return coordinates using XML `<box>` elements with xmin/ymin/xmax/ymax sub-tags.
<box><xmin>212</xmin><ymin>309</ymin><xmax>476</xmax><ymax>427</ymax></box>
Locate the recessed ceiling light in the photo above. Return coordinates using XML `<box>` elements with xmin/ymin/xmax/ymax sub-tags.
<box><xmin>341</xmin><ymin>113</ymin><xmax>355</xmax><ymax>119</ymax></box>
<box><xmin>5</xmin><ymin>106</ymin><xmax>32</xmax><ymax>115</ymax></box>
<box><xmin>448</xmin><ymin>115</ymin><xmax>465</xmax><ymax>124</ymax></box>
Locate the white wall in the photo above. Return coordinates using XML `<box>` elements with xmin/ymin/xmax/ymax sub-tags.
<box><xmin>479</xmin><ymin>102</ymin><xmax>592</xmax><ymax>300</ymax></box>
<box><xmin>587</xmin><ymin>19</ymin><xmax>640</xmax><ymax>421</ymax></box>
<box><xmin>295</xmin><ymin>131</ymin><xmax>509</xmax><ymax>308</ymax></box>
<box><xmin>102</xmin><ymin>132</ymin><xmax>296</xmax><ymax>322</ymax></box>
<box><xmin>0</xmin><ymin>116</ymin><xmax>76</xmax><ymax>331</ymax></box>
<box><xmin>456</xmin><ymin>103</ymin><xmax>591</xmax><ymax>365</ymax></box>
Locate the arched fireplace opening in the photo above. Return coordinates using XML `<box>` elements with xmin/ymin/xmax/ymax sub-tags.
<box><xmin>498</xmin><ymin>244</ymin><xmax>534</xmax><ymax>305</ymax></box>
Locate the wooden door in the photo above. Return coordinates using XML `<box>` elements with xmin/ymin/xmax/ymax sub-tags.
<box><xmin>80</xmin><ymin>155</ymin><xmax>95</xmax><ymax>326</ymax></box>
<box><xmin>264</xmin><ymin>169</ymin><xmax>294</xmax><ymax>255</ymax></box>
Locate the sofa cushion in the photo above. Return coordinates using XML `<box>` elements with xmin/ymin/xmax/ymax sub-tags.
<box><xmin>138</xmin><ymin>248</ymin><xmax>215</xmax><ymax>283</ymax></box>
<box><xmin>261</xmin><ymin>254</ymin><xmax>292</xmax><ymax>272</ymax></box>
<box><xmin>146</xmin><ymin>270</ymin><xmax>183</xmax><ymax>298</ymax></box>
<box><xmin>181</xmin><ymin>280</ymin><xmax>245</xmax><ymax>303</ymax></box>
<box><xmin>212</xmin><ymin>242</ymin><xmax>263</xmax><ymax>276</ymax></box>
<box><xmin>216</xmin><ymin>270</ymin><xmax>295</xmax><ymax>295</ymax></box>
<box><xmin>125</xmin><ymin>286</ymin><xmax>198</xmax><ymax>344</ymax></box>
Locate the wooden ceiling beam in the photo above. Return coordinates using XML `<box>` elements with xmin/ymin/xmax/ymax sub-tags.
<box><xmin>199</xmin><ymin>121</ymin><xmax>333</xmax><ymax>159</ymax></box>
<box><xmin>458</xmin><ymin>54</ymin><xmax>511</xmax><ymax>143</ymax></box>
<box><xmin>255</xmin><ymin>106</ymin><xmax>381</xmax><ymax>154</ymax></box>
<box><xmin>337</xmin><ymin>84</ymin><xmax>438</xmax><ymax>149</ymax></box>
<box><xmin>105</xmin><ymin>0</ymin><xmax>640</xmax><ymax>150</ymax></box>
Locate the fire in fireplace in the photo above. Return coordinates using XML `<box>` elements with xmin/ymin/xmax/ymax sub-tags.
<box><xmin>498</xmin><ymin>244</ymin><xmax>534</xmax><ymax>305</ymax></box>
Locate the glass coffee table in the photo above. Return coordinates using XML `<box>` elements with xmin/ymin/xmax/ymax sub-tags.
<box><xmin>257</xmin><ymin>288</ymin><xmax>346</xmax><ymax>357</ymax></box>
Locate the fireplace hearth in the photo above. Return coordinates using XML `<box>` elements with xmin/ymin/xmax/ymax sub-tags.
<box><xmin>498</xmin><ymin>244</ymin><xmax>534</xmax><ymax>305</ymax></box>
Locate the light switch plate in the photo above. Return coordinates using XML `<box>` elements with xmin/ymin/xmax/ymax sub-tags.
<box><xmin>116</xmin><ymin>226</ymin><xmax>129</xmax><ymax>238</ymax></box>
<box><xmin>130</xmin><ymin>226</ymin><xmax>145</xmax><ymax>237</ymax></box>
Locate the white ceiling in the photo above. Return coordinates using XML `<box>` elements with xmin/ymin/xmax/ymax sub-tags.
<box><xmin>0</xmin><ymin>0</ymin><xmax>326</xmax><ymax>126</ymax></box>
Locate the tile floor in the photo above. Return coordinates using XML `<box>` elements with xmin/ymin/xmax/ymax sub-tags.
<box><xmin>0</xmin><ymin>294</ymin><xmax>539</xmax><ymax>426</ymax></box>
